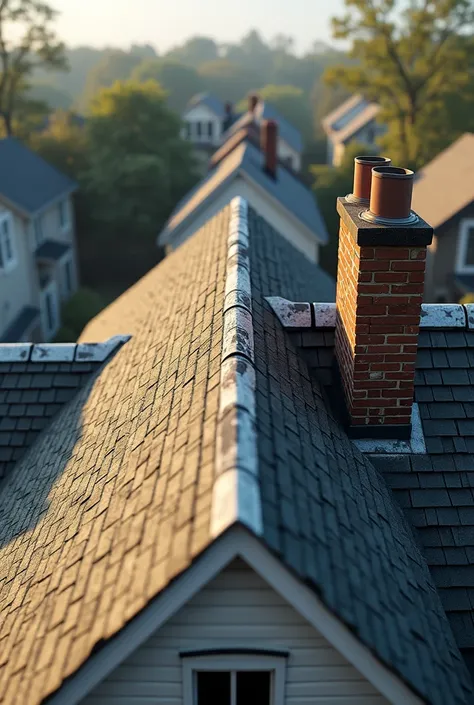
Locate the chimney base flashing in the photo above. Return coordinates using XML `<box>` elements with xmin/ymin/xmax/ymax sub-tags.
<box><xmin>336</xmin><ymin>198</ymin><xmax>433</xmax><ymax>247</ymax></box>
<box><xmin>347</xmin><ymin>423</ymin><xmax>412</xmax><ymax>441</ymax></box>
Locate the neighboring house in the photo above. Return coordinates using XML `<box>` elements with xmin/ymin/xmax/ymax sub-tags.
<box><xmin>322</xmin><ymin>94</ymin><xmax>385</xmax><ymax>166</ymax></box>
<box><xmin>158</xmin><ymin>121</ymin><xmax>331</xmax><ymax>271</ymax></box>
<box><xmin>181</xmin><ymin>93</ymin><xmax>236</xmax><ymax>174</ymax></box>
<box><xmin>412</xmin><ymin>133</ymin><xmax>474</xmax><ymax>303</ymax></box>
<box><xmin>222</xmin><ymin>94</ymin><xmax>303</xmax><ymax>172</ymax></box>
<box><xmin>0</xmin><ymin>137</ymin><xmax>79</xmax><ymax>343</ymax></box>
<box><xmin>3</xmin><ymin>181</ymin><xmax>474</xmax><ymax>704</ymax></box>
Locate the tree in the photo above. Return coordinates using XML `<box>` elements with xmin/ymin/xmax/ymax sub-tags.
<box><xmin>83</xmin><ymin>80</ymin><xmax>198</xmax><ymax>237</ymax></box>
<box><xmin>27</xmin><ymin>80</ymin><xmax>73</xmax><ymax>110</ymax></box>
<box><xmin>29</xmin><ymin>109</ymin><xmax>89</xmax><ymax>178</ymax></box>
<box><xmin>198</xmin><ymin>59</ymin><xmax>260</xmax><ymax>103</ymax></box>
<box><xmin>311</xmin><ymin>141</ymin><xmax>378</xmax><ymax>277</ymax></box>
<box><xmin>81</xmin><ymin>50</ymin><xmax>143</xmax><ymax>110</ymax></box>
<box><xmin>166</xmin><ymin>36</ymin><xmax>218</xmax><ymax>67</ymax></box>
<box><xmin>324</xmin><ymin>0</ymin><xmax>474</xmax><ymax>168</ymax></box>
<box><xmin>131</xmin><ymin>58</ymin><xmax>203</xmax><ymax>113</ymax></box>
<box><xmin>0</xmin><ymin>0</ymin><xmax>66</xmax><ymax>135</ymax></box>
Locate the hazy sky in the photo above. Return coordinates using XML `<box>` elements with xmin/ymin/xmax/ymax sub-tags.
<box><xmin>53</xmin><ymin>0</ymin><xmax>346</xmax><ymax>54</ymax></box>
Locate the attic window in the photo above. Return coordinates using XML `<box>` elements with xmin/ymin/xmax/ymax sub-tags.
<box><xmin>182</xmin><ymin>653</ymin><xmax>286</xmax><ymax>705</ymax></box>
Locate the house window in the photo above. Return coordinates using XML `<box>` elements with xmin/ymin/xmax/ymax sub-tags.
<box><xmin>58</xmin><ymin>199</ymin><xmax>70</xmax><ymax>231</ymax></box>
<box><xmin>34</xmin><ymin>216</ymin><xmax>44</xmax><ymax>248</ymax></box>
<box><xmin>0</xmin><ymin>213</ymin><xmax>17</xmax><ymax>272</ymax></box>
<box><xmin>196</xmin><ymin>121</ymin><xmax>202</xmax><ymax>138</ymax></box>
<box><xmin>207</xmin><ymin>121</ymin><xmax>214</xmax><ymax>139</ymax></box>
<box><xmin>182</xmin><ymin>653</ymin><xmax>286</xmax><ymax>705</ymax></box>
<box><xmin>40</xmin><ymin>280</ymin><xmax>59</xmax><ymax>339</ymax></box>
<box><xmin>63</xmin><ymin>257</ymin><xmax>74</xmax><ymax>296</ymax></box>
<box><xmin>185</xmin><ymin>121</ymin><xmax>191</xmax><ymax>139</ymax></box>
<box><xmin>456</xmin><ymin>219</ymin><xmax>474</xmax><ymax>273</ymax></box>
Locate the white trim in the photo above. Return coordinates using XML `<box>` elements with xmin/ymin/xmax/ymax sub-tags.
<box><xmin>265</xmin><ymin>297</ymin><xmax>312</xmax><ymax>328</ymax></box>
<box><xmin>0</xmin><ymin>211</ymin><xmax>17</xmax><ymax>273</ymax></box>
<box><xmin>39</xmin><ymin>279</ymin><xmax>60</xmax><ymax>341</ymax></box>
<box><xmin>455</xmin><ymin>218</ymin><xmax>474</xmax><ymax>274</ymax></box>
<box><xmin>46</xmin><ymin>527</ymin><xmax>422</xmax><ymax>705</ymax></box>
<box><xmin>182</xmin><ymin>653</ymin><xmax>286</xmax><ymax>705</ymax></box>
<box><xmin>420</xmin><ymin>304</ymin><xmax>466</xmax><ymax>328</ymax></box>
<box><xmin>58</xmin><ymin>198</ymin><xmax>71</xmax><ymax>234</ymax></box>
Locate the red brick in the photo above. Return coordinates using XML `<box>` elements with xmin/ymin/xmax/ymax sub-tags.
<box><xmin>359</xmin><ymin>248</ymin><xmax>375</xmax><ymax>259</ymax></box>
<box><xmin>390</xmin><ymin>284</ymin><xmax>425</xmax><ymax>295</ymax></box>
<box><xmin>408</xmin><ymin>272</ymin><xmax>425</xmax><ymax>283</ymax></box>
<box><xmin>358</xmin><ymin>284</ymin><xmax>390</xmax><ymax>294</ymax></box>
<box><xmin>375</xmin><ymin>247</ymin><xmax>410</xmax><ymax>260</ymax></box>
<box><xmin>374</xmin><ymin>272</ymin><xmax>408</xmax><ymax>283</ymax></box>
<box><xmin>359</xmin><ymin>260</ymin><xmax>390</xmax><ymax>271</ymax></box>
<box><xmin>384</xmin><ymin>416</ymin><xmax>412</xmax><ymax>425</ymax></box>
<box><xmin>391</xmin><ymin>260</ymin><xmax>426</xmax><ymax>271</ymax></box>
<box><xmin>356</xmin><ymin>305</ymin><xmax>387</xmax><ymax>315</ymax></box>
<box><xmin>386</xmin><ymin>335</ymin><xmax>418</xmax><ymax>344</ymax></box>
<box><xmin>371</xmin><ymin>363</ymin><xmax>402</xmax><ymax>371</ymax></box>
<box><xmin>381</xmin><ymin>389</ymin><xmax>414</xmax><ymax>399</ymax></box>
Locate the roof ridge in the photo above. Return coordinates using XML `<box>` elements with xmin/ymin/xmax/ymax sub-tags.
<box><xmin>266</xmin><ymin>297</ymin><xmax>474</xmax><ymax>330</ymax></box>
<box><xmin>0</xmin><ymin>336</ymin><xmax>131</xmax><ymax>363</ymax></box>
<box><xmin>210</xmin><ymin>197</ymin><xmax>263</xmax><ymax>538</ymax></box>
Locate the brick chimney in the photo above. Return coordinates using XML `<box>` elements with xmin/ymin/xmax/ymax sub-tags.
<box><xmin>261</xmin><ymin>119</ymin><xmax>277</xmax><ymax>179</ymax></box>
<box><xmin>335</xmin><ymin>161</ymin><xmax>433</xmax><ymax>439</ymax></box>
<box><xmin>248</xmin><ymin>93</ymin><xmax>259</xmax><ymax>114</ymax></box>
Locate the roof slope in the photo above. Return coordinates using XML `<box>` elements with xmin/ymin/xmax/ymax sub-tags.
<box><xmin>322</xmin><ymin>94</ymin><xmax>367</xmax><ymax>131</ymax></box>
<box><xmin>0</xmin><ymin>138</ymin><xmax>77</xmax><ymax>215</ymax></box>
<box><xmin>322</xmin><ymin>94</ymin><xmax>380</xmax><ymax>144</ymax></box>
<box><xmin>412</xmin><ymin>133</ymin><xmax>474</xmax><ymax>230</ymax></box>
<box><xmin>184</xmin><ymin>92</ymin><xmax>225</xmax><ymax>118</ymax></box>
<box><xmin>159</xmin><ymin>139</ymin><xmax>329</xmax><ymax>247</ymax></box>
<box><xmin>0</xmin><ymin>202</ymin><xmax>471</xmax><ymax>705</ymax></box>
<box><xmin>223</xmin><ymin>101</ymin><xmax>303</xmax><ymax>154</ymax></box>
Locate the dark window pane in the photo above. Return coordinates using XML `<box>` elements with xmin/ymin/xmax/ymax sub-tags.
<box><xmin>46</xmin><ymin>293</ymin><xmax>54</xmax><ymax>330</ymax></box>
<box><xmin>208</xmin><ymin>121</ymin><xmax>213</xmax><ymax>138</ymax></box>
<box><xmin>196</xmin><ymin>671</ymin><xmax>231</xmax><ymax>705</ymax></box>
<box><xmin>465</xmin><ymin>227</ymin><xmax>474</xmax><ymax>266</ymax></box>
<box><xmin>196</xmin><ymin>121</ymin><xmax>202</xmax><ymax>136</ymax></box>
<box><xmin>236</xmin><ymin>671</ymin><xmax>271</xmax><ymax>705</ymax></box>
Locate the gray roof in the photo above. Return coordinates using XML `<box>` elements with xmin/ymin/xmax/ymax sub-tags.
<box><xmin>185</xmin><ymin>92</ymin><xmax>226</xmax><ymax>118</ymax></box>
<box><xmin>322</xmin><ymin>94</ymin><xmax>381</xmax><ymax>144</ymax></box>
<box><xmin>0</xmin><ymin>202</ymin><xmax>472</xmax><ymax>704</ymax></box>
<box><xmin>35</xmin><ymin>241</ymin><xmax>71</xmax><ymax>262</ymax></box>
<box><xmin>412</xmin><ymin>133</ymin><xmax>474</xmax><ymax>230</ymax></box>
<box><xmin>159</xmin><ymin>139</ymin><xmax>329</xmax><ymax>246</ymax></box>
<box><xmin>0</xmin><ymin>137</ymin><xmax>77</xmax><ymax>216</ymax></box>
<box><xmin>280</xmin><ymin>307</ymin><xmax>474</xmax><ymax>662</ymax></box>
<box><xmin>223</xmin><ymin>100</ymin><xmax>303</xmax><ymax>153</ymax></box>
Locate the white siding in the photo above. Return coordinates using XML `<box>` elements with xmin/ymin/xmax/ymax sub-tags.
<box><xmin>81</xmin><ymin>560</ymin><xmax>390</xmax><ymax>705</ymax></box>
<box><xmin>182</xmin><ymin>104</ymin><xmax>223</xmax><ymax>147</ymax></box>
<box><xmin>277</xmin><ymin>139</ymin><xmax>301</xmax><ymax>173</ymax></box>
<box><xmin>171</xmin><ymin>177</ymin><xmax>320</xmax><ymax>263</ymax></box>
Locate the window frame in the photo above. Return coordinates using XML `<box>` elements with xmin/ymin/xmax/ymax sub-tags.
<box><xmin>0</xmin><ymin>212</ymin><xmax>17</xmax><ymax>272</ymax></box>
<box><xmin>33</xmin><ymin>215</ymin><xmax>44</xmax><ymax>249</ymax></box>
<box><xmin>40</xmin><ymin>279</ymin><xmax>60</xmax><ymax>339</ymax></box>
<box><xmin>58</xmin><ymin>198</ymin><xmax>71</xmax><ymax>232</ymax></box>
<box><xmin>456</xmin><ymin>218</ymin><xmax>474</xmax><ymax>274</ymax></box>
<box><xmin>182</xmin><ymin>653</ymin><xmax>286</xmax><ymax>705</ymax></box>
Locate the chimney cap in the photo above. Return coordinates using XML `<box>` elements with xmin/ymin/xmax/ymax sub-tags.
<box><xmin>354</xmin><ymin>155</ymin><xmax>391</xmax><ymax>166</ymax></box>
<box><xmin>347</xmin><ymin>155</ymin><xmax>391</xmax><ymax>205</ymax></box>
<box><xmin>371</xmin><ymin>166</ymin><xmax>414</xmax><ymax>180</ymax></box>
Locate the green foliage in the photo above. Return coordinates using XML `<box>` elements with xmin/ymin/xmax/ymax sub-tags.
<box><xmin>28</xmin><ymin>110</ymin><xmax>89</xmax><ymax>178</ymax></box>
<box><xmin>166</xmin><ymin>36</ymin><xmax>219</xmax><ymax>66</ymax></box>
<box><xmin>131</xmin><ymin>59</ymin><xmax>203</xmax><ymax>112</ymax></box>
<box><xmin>81</xmin><ymin>50</ymin><xmax>143</xmax><ymax>111</ymax></box>
<box><xmin>26</xmin><ymin>81</ymin><xmax>73</xmax><ymax>110</ymax></box>
<box><xmin>59</xmin><ymin>288</ymin><xmax>105</xmax><ymax>340</ymax></box>
<box><xmin>198</xmin><ymin>60</ymin><xmax>260</xmax><ymax>103</ymax></box>
<box><xmin>83</xmin><ymin>80</ymin><xmax>198</xmax><ymax>236</ymax></box>
<box><xmin>324</xmin><ymin>0</ymin><xmax>474</xmax><ymax>168</ymax></box>
<box><xmin>0</xmin><ymin>0</ymin><xmax>66</xmax><ymax>135</ymax></box>
<box><xmin>311</xmin><ymin>141</ymin><xmax>378</xmax><ymax>277</ymax></box>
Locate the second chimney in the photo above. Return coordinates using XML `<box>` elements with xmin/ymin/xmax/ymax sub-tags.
<box><xmin>261</xmin><ymin>119</ymin><xmax>278</xmax><ymax>179</ymax></box>
<box><xmin>335</xmin><ymin>160</ymin><xmax>433</xmax><ymax>439</ymax></box>
<box><xmin>248</xmin><ymin>93</ymin><xmax>259</xmax><ymax>114</ymax></box>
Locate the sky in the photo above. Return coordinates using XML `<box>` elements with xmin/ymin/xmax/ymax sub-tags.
<box><xmin>52</xmin><ymin>0</ymin><xmax>346</xmax><ymax>54</ymax></box>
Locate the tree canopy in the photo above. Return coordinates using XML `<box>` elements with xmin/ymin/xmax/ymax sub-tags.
<box><xmin>131</xmin><ymin>58</ymin><xmax>203</xmax><ymax>112</ymax></box>
<box><xmin>324</xmin><ymin>0</ymin><xmax>474</xmax><ymax>168</ymax></box>
<box><xmin>0</xmin><ymin>0</ymin><xmax>66</xmax><ymax>135</ymax></box>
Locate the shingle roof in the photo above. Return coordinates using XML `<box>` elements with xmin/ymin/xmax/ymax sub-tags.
<box><xmin>159</xmin><ymin>139</ymin><xmax>329</xmax><ymax>248</ymax></box>
<box><xmin>0</xmin><ymin>339</ymin><xmax>129</xmax><ymax>482</ymax></box>
<box><xmin>322</xmin><ymin>94</ymin><xmax>368</xmax><ymax>132</ymax></box>
<box><xmin>412</xmin><ymin>133</ymin><xmax>474</xmax><ymax>230</ymax></box>
<box><xmin>0</xmin><ymin>138</ymin><xmax>77</xmax><ymax>216</ymax></box>
<box><xmin>185</xmin><ymin>92</ymin><xmax>226</xmax><ymax>118</ymax></box>
<box><xmin>322</xmin><ymin>94</ymin><xmax>381</xmax><ymax>145</ymax></box>
<box><xmin>0</xmin><ymin>201</ymin><xmax>471</xmax><ymax>704</ymax></box>
<box><xmin>267</xmin><ymin>300</ymin><xmax>474</xmax><ymax>662</ymax></box>
<box><xmin>222</xmin><ymin>101</ymin><xmax>303</xmax><ymax>154</ymax></box>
